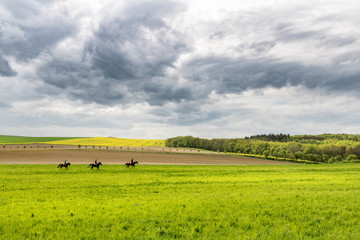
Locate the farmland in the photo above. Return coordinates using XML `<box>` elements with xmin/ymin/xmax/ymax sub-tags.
<box><xmin>0</xmin><ymin>149</ymin><xmax>296</xmax><ymax>165</ymax></box>
<box><xmin>0</xmin><ymin>135</ymin><xmax>165</xmax><ymax>147</ymax></box>
<box><xmin>1</xmin><ymin>164</ymin><xmax>360</xmax><ymax>239</ymax></box>
<box><xmin>43</xmin><ymin>137</ymin><xmax>165</xmax><ymax>147</ymax></box>
<box><xmin>0</xmin><ymin>135</ymin><xmax>83</xmax><ymax>144</ymax></box>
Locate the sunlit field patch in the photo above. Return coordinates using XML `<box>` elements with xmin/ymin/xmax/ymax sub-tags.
<box><xmin>0</xmin><ymin>136</ymin><xmax>165</xmax><ymax>148</ymax></box>
<box><xmin>1</xmin><ymin>164</ymin><xmax>359</xmax><ymax>239</ymax></box>
<box><xmin>43</xmin><ymin>137</ymin><xmax>165</xmax><ymax>147</ymax></box>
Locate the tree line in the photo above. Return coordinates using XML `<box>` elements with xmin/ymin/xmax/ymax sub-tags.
<box><xmin>165</xmin><ymin>134</ymin><xmax>360</xmax><ymax>163</ymax></box>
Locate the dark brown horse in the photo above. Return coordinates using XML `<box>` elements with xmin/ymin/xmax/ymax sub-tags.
<box><xmin>88</xmin><ymin>162</ymin><xmax>102</xmax><ymax>169</ymax></box>
<box><xmin>125</xmin><ymin>161</ymin><xmax>138</xmax><ymax>168</ymax></box>
<box><xmin>58</xmin><ymin>162</ymin><xmax>71</xmax><ymax>169</ymax></box>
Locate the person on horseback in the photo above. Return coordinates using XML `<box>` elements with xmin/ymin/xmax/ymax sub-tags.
<box><xmin>95</xmin><ymin>159</ymin><xmax>98</xmax><ymax>165</ymax></box>
<box><xmin>131</xmin><ymin>158</ymin><xmax>134</xmax><ymax>165</ymax></box>
<box><xmin>64</xmin><ymin>159</ymin><xmax>67</xmax><ymax>164</ymax></box>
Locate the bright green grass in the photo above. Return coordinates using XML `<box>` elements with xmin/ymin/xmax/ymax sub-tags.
<box><xmin>1</xmin><ymin>164</ymin><xmax>360</xmax><ymax>239</ymax></box>
<box><xmin>0</xmin><ymin>135</ymin><xmax>83</xmax><ymax>144</ymax></box>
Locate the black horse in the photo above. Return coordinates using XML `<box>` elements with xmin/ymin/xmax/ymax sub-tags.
<box><xmin>88</xmin><ymin>162</ymin><xmax>102</xmax><ymax>169</ymax></box>
<box><xmin>58</xmin><ymin>162</ymin><xmax>71</xmax><ymax>169</ymax></box>
<box><xmin>125</xmin><ymin>161</ymin><xmax>138</xmax><ymax>168</ymax></box>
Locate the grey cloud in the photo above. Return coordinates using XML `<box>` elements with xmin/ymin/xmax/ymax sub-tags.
<box><xmin>274</xmin><ymin>16</ymin><xmax>359</xmax><ymax>48</ymax></box>
<box><xmin>0</xmin><ymin>56</ymin><xmax>16</xmax><ymax>76</ymax></box>
<box><xmin>0</xmin><ymin>4</ymin><xmax>78</xmax><ymax>61</ymax></box>
<box><xmin>0</xmin><ymin>22</ymin><xmax>78</xmax><ymax>61</ymax></box>
<box><xmin>184</xmin><ymin>56</ymin><xmax>360</xmax><ymax>96</ymax></box>
<box><xmin>87</xmin><ymin>8</ymin><xmax>187</xmax><ymax>81</ymax></box>
<box><xmin>275</xmin><ymin>24</ymin><xmax>318</xmax><ymax>42</ymax></box>
<box><xmin>248</xmin><ymin>41</ymin><xmax>277</xmax><ymax>54</ymax></box>
<box><xmin>167</xmin><ymin>104</ymin><xmax>230</xmax><ymax>126</ymax></box>
<box><xmin>209</xmin><ymin>31</ymin><xmax>224</xmax><ymax>40</ymax></box>
<box><xmin>0</xmin><ymin>0</ymin><xmax>57</xmax><ymax>19</ymax></box>
<box><xmin>39</xmin><ymin>0</ymin><xmax>188</xmax><ymax>106</ymax></box>
<box><xmin>38</xmin><ymin>59</ymin><xmax>128</xmax><ymax>105</ymax></box>
<box><xmin>276</xmin><ymin>25</ymin><xmax>357</xmax><ymax>48</ymax></box>
<box><xmin>0</xmin><ymin>100</ymin><xmax>11</xmax><ymax>108</ymax></box>
<box><xmin>142</xmin><ymin>84</ymin><xmax>193</xmax><ymax>106</ymax></box>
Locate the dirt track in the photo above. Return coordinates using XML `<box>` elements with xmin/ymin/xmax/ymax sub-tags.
<box><xmin>0</xmin><ymin>149</ymin><xmax>297</xmax><ymax>165</ymax></box>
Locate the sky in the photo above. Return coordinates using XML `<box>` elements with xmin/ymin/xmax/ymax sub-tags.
<box><xmin>1</xmin><ymin>0</ymin><xmax>360</xmax><ymax>139</ymax></box>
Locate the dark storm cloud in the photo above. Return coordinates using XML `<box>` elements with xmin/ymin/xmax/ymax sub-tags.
<box><xmin>38</xmin><ymin>59</ymin><xmax>128</xmax><ymax>105</ymax></box>
<box><xmin>87</xmin><ymin>2</ymin><xmax>187</xmax><ymax>81</ymax></box>
<box><xmin>39</xmin><ymin>0</ymin><xmax>189</xmax><ymax>106</ymax></box>
<box><xmin>184</xmin><ymin>56</ymin><xmax>360</xmax><ymax>96</ymax></box>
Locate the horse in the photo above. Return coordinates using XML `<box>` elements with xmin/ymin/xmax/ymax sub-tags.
<box><xmin>125</xmin><ymin>161</ymin><xmax>138</xmax><ymax>168</ymax></box>
<box><xmin>88</xmin><ymin>162</ymin><xmax>102</xmax><ymax>169</ymax></box>
<box><xmin>58</xmin><ymin>162</ymin><xmax>71</xmax><ymax>169</ymax></box>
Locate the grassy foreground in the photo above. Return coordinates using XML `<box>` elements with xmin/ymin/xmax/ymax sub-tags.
<box><xmin>1</xmin><ymin>164</ymin><xmax>360</xmax><ymax>239</ymax></box>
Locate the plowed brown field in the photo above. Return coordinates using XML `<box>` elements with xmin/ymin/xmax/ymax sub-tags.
<box><xmin>0</xmin><ymin>148</ymin><xmax>297</xmax><ymax>165</ymax></box>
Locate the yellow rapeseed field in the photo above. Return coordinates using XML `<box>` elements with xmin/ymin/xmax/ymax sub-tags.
<box><xmin>44</xmin><ymin>137</ymin><xmax>165</xmax><ymax>147</ymax></box>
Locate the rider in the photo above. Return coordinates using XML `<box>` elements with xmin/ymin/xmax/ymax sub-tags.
<box><xmin>131</xmin><ymin>158</ymin><xmax>134</xmax><ymax>164</ymax></box>
<box><xmin>64</xmin><ymin>159</ymin><xmax>67</xmax><ymax>164</ymax></box>
<box><xmin>95</xmin><ymin>159</ymin><xmax>98</xmax><ymax>164</ymax></box>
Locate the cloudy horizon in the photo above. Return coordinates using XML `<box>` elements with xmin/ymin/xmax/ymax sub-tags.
<box><xmin>1</xmin><ymin>0</ymin><xmax>360</xmax><ymax>139</ymax></box>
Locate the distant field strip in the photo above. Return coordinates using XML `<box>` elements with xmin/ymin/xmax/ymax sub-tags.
<box><xmin>0</xmin><ymin>135</ymin><xmax>165</xmax><ymax>147</ymax></box>
<box><xmin>44</xmin><ymin>137</ymin><xmax>165</xmax><ymax>147</ymax></box>
<box><xmin>0</xmin><ymin>135</ymin><xmax>83</xmax><ymax>144</ymax></box>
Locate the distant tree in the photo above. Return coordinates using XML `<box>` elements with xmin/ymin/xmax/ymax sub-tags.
<box><xmin>78</xmin><ymin>144</ymin><xmax>81</xmax><ymax>150</ymax></box>
<box><xmin>346</xmin><ymin>154</ymin><xmax>358</xmax><ymax>162</ymax></box>
<box><xmin>294</xmin><ymin>151</ymin><xmax>302</xmax><ymax>160</ymax></box>
<box><xmin>226</xmin><ymin>140</ymin><xmax>236</xmax><ymax>152</ymax></box>
<box><xmin>334</xmin><ymin>156</ymin><xmax>343</xmax><ymax>162</ymax></box>
<box><xmin>322</xmin><ymin>154</ymin><xmax>330</xmax><ymax>163</ymax></box>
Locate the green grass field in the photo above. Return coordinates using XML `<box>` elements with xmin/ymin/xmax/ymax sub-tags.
<box><xmin>1</xmin><ymin>164</ymin><xmax>360</xmax><ymax>239</ymax></box>
<box><xmin>0</xmin><ymin>135</ymin><xmax>83</xmax><ymax>144</ymax></box>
